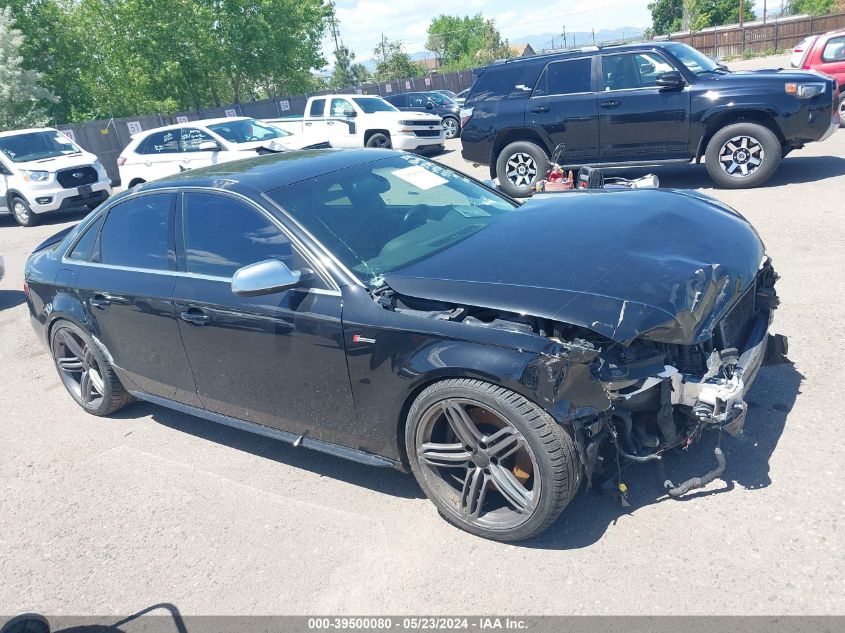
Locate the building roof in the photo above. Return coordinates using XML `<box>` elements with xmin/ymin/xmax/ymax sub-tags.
<box><xmin>508</xmin><ymin>43</ymin><xmax>535</xmax><ymax>57</ymax></box>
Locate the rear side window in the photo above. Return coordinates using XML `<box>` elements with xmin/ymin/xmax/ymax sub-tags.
<box><xmin>67</xmin><ymin>215</ymin><xmax>105</xmax><ymax>261</ymax></box>
<box><xmin>98</xmin><ymin>194</ymin><xmax>173</xmax><ymax>270</ymax></box>
<box><xmin>308</xmin><ymin>98</ymin><xmax>326</xmax><ymax>117</ymax></box>
<box><xmin>534</xmin><ymin>57</ymin><xmax>593</xmax><ymax>97</ymax></box>
<box><xmin>822</xmin><ymin>36</ymin><xmax>845</xmax><ymax>62</ymax></box>
<box><xmin>182</xmin><ymin>192</ymin><xmax>310</xmax><ymax>280</ymax></box>
<box><xmin>471</xmin><ymin>60</ymin><xmax>545</xmax><ymax>101</ymax></box>
<box><xmin>136</xmin><ymin>130</ymin><xmax>179</xmax><ymax>155</ymax></box>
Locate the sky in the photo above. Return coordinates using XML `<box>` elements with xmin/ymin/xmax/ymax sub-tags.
<box><xmin>326</xmin><ymin>0</ymin><xmax>653</xmax><ymax>62</ymax></box>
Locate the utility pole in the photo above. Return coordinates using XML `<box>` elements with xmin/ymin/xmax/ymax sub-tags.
<box><xmin>562</xmin><ymin>25</ymin><xmax>566</xmax><ymax>48</ymax></box>
<box><xmin>739</xmin><ymin>0</ymin><xmax>745</xmax><ymax>28</ymax></box>
<box><xmin>592</xmin><ymin>27</ymin><xmax>595</xmax><ymax>45</ymax></box>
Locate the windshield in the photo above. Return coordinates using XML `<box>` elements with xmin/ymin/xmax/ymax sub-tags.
<box><xmin>208</xmin><ymin>119</ymin><xmax>285</xmax><ymax>144</ymax></box>
<box><xmin>352</xmin><ymin>97</ymin><xmax>398</xmax><ymax>113</ymax></box>
<box><xmin>0</xmin><ymin>131</ymin><xmax>82</xmax><ymax>163</ymax></box>
<box><xmin>268</xmin><ymin>154</ymin><xmax>517</xmax><ymax>284</ymax></box>
<box><xmin>665</xmin><ymin>42</ymin><xmax>721</xmax><ymax>75</ymax></box>
<box><xmin>427</xmin><ymin>92</ymin><xmax>454</xmax><ymax>106</ymax></box>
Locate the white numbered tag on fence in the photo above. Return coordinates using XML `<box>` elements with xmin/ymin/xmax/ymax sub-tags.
<box><xmin>385</xmin><ymin>84</ymin><xmax>392</xmax><ymax>93</ymax></box>
<box><xmin>224</xmin><ymin>108</ymin><xmax>237</xmax><ymax>117</ymax></box>
<box><xmin>425</xmin><ymin>77</ymin><xmax>431</xmax><ymax>86</ymax></box>
<box><xmin>126</xmin><ymin>121</ymin><xmax>142</xmax><ymax>135</ymax></box>
<box><xmin>280</xmin><ymin>100</ymin><xmax>291</xmax><ymax>111</ymax></box>
<box><xmin>60</xmin><ymin>129</ymin><xmax>76</xmax><ymax>142</ymax></box>
<box><xmin>175</xmin><ymin>115</ymin><xmax>189</xmax><ymax>124</ymax></box>
<box><xmin>405</xmin><ymin>81</ymin><xmax>411</xmax><ymax>89</ymax></box>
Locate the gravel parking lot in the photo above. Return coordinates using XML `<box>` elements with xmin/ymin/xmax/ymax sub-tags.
<box><xmin>1</xmin><ymin>54</ymin><xmax>843</xmax><ymax>616</ymax></box>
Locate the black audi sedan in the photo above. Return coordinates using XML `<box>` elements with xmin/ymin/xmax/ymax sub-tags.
<box><xmin>25</xmin><ymin>149</ymin><xmax>786</xmax><ymax>541</ymax></box>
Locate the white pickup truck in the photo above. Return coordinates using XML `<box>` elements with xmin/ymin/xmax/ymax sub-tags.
<box><xmin>267</xmin><ymin>94</ymin><xmax>445</xmax><ymax>151</ymax></box>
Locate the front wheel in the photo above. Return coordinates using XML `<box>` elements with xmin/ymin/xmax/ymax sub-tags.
<box><xmin>365</xmin><ymin>133</ymin><xmax>392</xmax><ymax>148</ymax></box>
<box><xmin>442</xmin><ymin>117</ymin><xmax>460</xmax><ymax>139</ymax></box>
<box><xmin>405</xmin><ymin>379</ymin><xmax>580</xmax><ymax>541</ymax></box>
<box><xmin>839</xmin><ymin>95</ymin><xmax>844</xmax><ymax>128</ymax></box>
<box><xmin>704</xmin><ymin>122</ymin><xmax>782</xmax><ymax>189</ymax></box>
<box><xmin>495</xmin><ymin>141</ymin><xmax>548</xmax><ymax>197</ymax></box>
<box><xmin>10</xmin><ymin>195</ymin><xmax>37</xmax><ymax>227</ymax></box>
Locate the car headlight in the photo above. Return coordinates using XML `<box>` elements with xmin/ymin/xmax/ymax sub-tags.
<box><xmin>20</xmin><ymin>170</ymin><xmax>50</xmax><ymax>182</ymax></box>
<box><xmin>93</xmin><ymin>160</ymin><xmax>106</xmax><ymax>173</ymax></box>
<box><xmin>785</xmin><ymin>82</ymin><xmax>826</xmax><ymax>99</ymax></box>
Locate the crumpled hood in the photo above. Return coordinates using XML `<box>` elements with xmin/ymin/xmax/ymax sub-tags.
<box><xmin>383</xmin><ymin>189</ymin><xmax>766</xmax><ymax>345</ymax></box>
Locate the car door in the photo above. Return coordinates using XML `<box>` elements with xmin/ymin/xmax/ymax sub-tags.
<box><xmin>172</xmin><ymin>190</ymin><xmax>357</xmax><ymax>446</ymax></box>
<box><xmin>304</xmin><ymin>97</ymin><xmax>330</xmax><ymax>141</ymax></box>
<box><xmin>0</xmin><ymin>157</ymin><xmax>11</xmax><ymax>214</ymax></box>
<box><xmin>71</xmin><ymin>192</ymin><xmax>201</xmax><ymax>406</ymax></box>
<box><xmin>132</xmin><ymin>130</ymin><xmax>183</xmax><ymax>181</ymax></box>
<box><xmin>816</xmin><ymin>34</ymin><xmax>845</xmax><ymax>88</ymax></box>
<box><xmin>527</xmin><ymin>56</ymin><xmax>600</xmax><ymax>161</ymax></box>
<box><xmin>598</xmin><ymin>51</ymin><xmax>691</xmax><ymax>161</ymax></box>
<box><xmin>328</xmin><ymin>97</ymin><xmax>359</xmax><ymax>147</ymax></box>
<box><xmin>177</xmin><ymin>127</ymin><xmax>220</xmax><ymax>172</ymax></box>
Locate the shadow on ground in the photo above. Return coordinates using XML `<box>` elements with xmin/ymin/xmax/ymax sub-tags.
<box><xmin>0</xmin><ymin>290</ymin><xmax>26</xmax><ymax>311</ymax></box>
<box><xmin>109</xmin><ymin>361</ymin><xmax>801</xmax><ymax>548</ymax></box>
<box><xmin>0</xmin><ymin>209</ymin><xmax>90</xmax><ymax>229</ymax></box>
<box><xmin>1</xmin><ymin>603</ymin><xmax>188</xmax><ymax>633</ymax></box>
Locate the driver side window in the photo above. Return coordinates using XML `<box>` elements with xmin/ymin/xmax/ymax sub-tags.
<box><xmin>602</xmin><ymin>52</ymin><xmax>676</xmax><ymax>90</ymax></box>
<box><xmin>330</xmin><ymin>98</ymin><xmax>354</xmax><ymax>116</ymax></box>
<box><xmin>182</xmin><ymin>192</ymin><xmax>322</xmax><ymax>285</ymax></box>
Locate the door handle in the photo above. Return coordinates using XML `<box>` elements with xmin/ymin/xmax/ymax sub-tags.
<box><xmin>305</xmin><ymin>122</ymin><xmax>312</xmax><ymax>126</ymax></box>
<box><xmin>327</xmin><ymin>121</ymin><xmax>334</xmax><ymax>125</ymax></box>
<box><xmin>600</xmin><ymin>100</ymin><xmax>621</xmax><ymax>108</ymax></box>
<box><xmin>90</xmin><ymin>294</ymin><xmax>111</xmax><ymax>309</ymax></box>
<box><xmin>531</xmin><ymin>105</ymin><xmax>550</xmax><ymax>113</ymax></box>
<box><xmin>179</xmin><ymin>309</ymin><xmax>211</xmax><ymax>325</ymax></box>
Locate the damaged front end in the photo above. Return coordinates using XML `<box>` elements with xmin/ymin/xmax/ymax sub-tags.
<box><xmin>377</xmin><ymin>256</ymin><xmax>787</xmax><ymax>500</ymax></box>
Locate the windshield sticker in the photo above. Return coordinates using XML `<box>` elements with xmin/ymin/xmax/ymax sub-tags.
<box><xmin>392</xmin><ymin>165</ymin><xmax>448</xmax><ymax>190</ymax></box>
<box><xmin>454</xmin><ymin>205</ymin><xmax>491</xmax><ymax>218</ymax></box>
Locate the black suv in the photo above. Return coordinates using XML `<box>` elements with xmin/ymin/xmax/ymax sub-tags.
<box><xmin>385</xmin><ymin>91</ymin><xmax>462</xmax><ymax>139</ymax></box>
<box><xmin>460</xmin><ymin>41</ymin><xmax>839</xmax><ymax>196</ymax></box>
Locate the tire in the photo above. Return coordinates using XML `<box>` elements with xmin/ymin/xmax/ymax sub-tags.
<box><xmin>365</xmin><ymin>133</ymin><xmax>392</xmax><ymax>149</ymax></box>
<box><xmin>50</xmin><ymin>320</ymin><xmax>133</xmax><ymax>416</ymax></box>
<box><xmin>839</xmin><ymin>95</ymin><xmax>844</xmax><ymax>128</ymax></box>
<box><xmin>704</xmin><ymin>122</ymin><xmax>782</xmax><ymax>189</ymax></box>
<box><xmin>10</xmin><ymin>195</ymin><xmax>37</xmax><ymax>227</ymax></box>
<box><xmin>495</xmin><ymin>141</ymin><xmax>548</xmax><ymax>198</ymax></box>
<box><xmin>127</xmin><ymin>178</ymin><xmax>146</xmax><ymax>188</ymax></box>
<box><xmin>405</xmin><ymin>378</ymin><xmax>580</xmax><ymax>542</ymax></box>
<box><xmin>442</xmin><ymin>116</ymin><xmax>460</xmax><ymax>139</ymax></box>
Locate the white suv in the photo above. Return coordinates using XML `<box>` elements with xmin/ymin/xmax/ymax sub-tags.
<box><xmin>118</xmin><ymin>117</ymin><xmax>330</xmax><ymax>187</ymax></box>
<box><xmin>0</xmin><ymin>128</ymin><xmax>111</xmax><ymax>226</ymax></box>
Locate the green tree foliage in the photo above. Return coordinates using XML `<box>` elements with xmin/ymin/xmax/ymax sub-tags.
<box><xmin>2</xmin><ymin>0</ymin><xmax>333</xmax><ymax>122</ymax></box>
<box><xmin>426</xmin><ymin>14</ymin><xmax>510</xmax><ymax>70</ymax></box>
<box><xmin>0</xmin><ymin>5</ymin><xmax>55</xmax><ymax>129</ymax></box>
<box><xmin>372</xmin><ymin>37</ymin><xmax>424</xmax><ymax>81</ymax></box>
<box><xmin>329</xmin><ymin>44</ymin><xmax>370</xmax><ymax>88</ymax></box>
<box><xmin>788</xmin><ymin>0</ymin><xmax>837</xmax><ymax>15</ymax></box>
<box><xmin>649</xmin><ymin>0</ymin><xmax>756</xmax><ymax>34</ymax></box>
<box><xmin>648</xmin><ymin>0</ymin><xmax>684</xmax><ymax>35</ymax></box>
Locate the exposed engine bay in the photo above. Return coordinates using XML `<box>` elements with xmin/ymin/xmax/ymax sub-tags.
<box><xmin>372</xmin><ymin>258</ymin><xmax>789</xmax><ymax>502</ymax></box>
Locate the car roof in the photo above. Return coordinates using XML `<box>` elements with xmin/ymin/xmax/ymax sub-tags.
<box><xmin>0</xmin><ymin>127</ymin><xmax>59</xmax><ymax>138</ymax></box>
<box><xmin>133</xmin><ymin>117</ymin><xmax>252</xmax><ymax>137</ymax></box>
<box><xmin>138</xmin><ymin>148</ymin><xmax>402</xmax><ymax>194</ymax></box>
<box><xmin>484</xmin><ymin>41</ymin><xmax>680</xmax><ymax>69</ymax></box>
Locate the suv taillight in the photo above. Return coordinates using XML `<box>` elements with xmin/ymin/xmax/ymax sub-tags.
<box><xmin>117</xmin><ymin>156</ymin><xmax>126</xmax><ymax>167</ymax></box>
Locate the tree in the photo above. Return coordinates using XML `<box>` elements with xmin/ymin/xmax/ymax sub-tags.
<box><xmin>684</xmin><ymin>0</ymin><xmax>756</xmax><ymax>31</ymax></box>
<box><xmin>329</xmin><ymin>44</ymin><xmax>369</xmax><ymax>88</ymax></box>
<box><xmin>0</xmin><ymin>5</ymin><xmax>55</xmax><ymax>129</ymax></box>
<box><xmin>372</xmin><ymin>37</ymin><xmax>424</xmax><ymax>81</ymax></box>
<box><xmin>426</xmin><ymin>14</ymin><xmax>510</xmax><ymax>70</ymax></box>
<box><xmin>648</xmin><ymin>0</ymin><xmax>684</xmax><ymax>35</ymax></box>
<box><xmin>788</xmin><ymin>0</ymin><xmax>836</xmax><ymax>14</ymax></box>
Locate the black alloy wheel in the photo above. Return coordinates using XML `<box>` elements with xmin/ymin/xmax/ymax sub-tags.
<box><xmin>406</xmin><ymin>379</ymin><xmax>579</xmax><ymax>541</ymax></box>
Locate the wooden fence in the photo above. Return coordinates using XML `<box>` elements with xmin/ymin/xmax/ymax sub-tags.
<box><xmin>666</xmin><ymin>12</ymin><xmax>845</xmax><ymax>59</ymax></box>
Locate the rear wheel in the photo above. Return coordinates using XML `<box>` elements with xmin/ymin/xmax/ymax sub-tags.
<box><xmin>127</xmin><ymin>178</ymin><xmax>146</xmax><ymax>188</ymax></box>
<box><xmin>366</xmin><ymin>133</ymin><xmax>392</xmax><ymax>148</ymax></box>
<box><xmin>704</xmin><ymin>122</ymin><xmax>782</xmax><ymax>189</ymax></box>
<box><xmin>10</xmin><ymin>195</ymin><xmax>37</xmax><ymax>227</ymax></box>
<box><xmin>50</xmin><ymin>321</ymin><xmax>132</xmax><ymax>416</ymax></box>
<box><xmin>839</xmin><ymin>94</ymin><xmax>844</xmax><ymax>128</ymax></box>
<box><xmin>405</xmin><ymin>379</ymin><xmax>580</xmax><ymax>541</ymax></box>
<box><xmin>495</xmin><ymin>141</ymin><xmax>548</xmax><ymax>197</ymax></box>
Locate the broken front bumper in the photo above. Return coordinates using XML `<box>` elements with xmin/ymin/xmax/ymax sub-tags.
<box><xmin>666</xmin><ymin>311</ymin><xmax>787</xmax><ymax>436</ymax></box>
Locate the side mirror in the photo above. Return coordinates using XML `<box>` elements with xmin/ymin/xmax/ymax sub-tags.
<box><xmin>198</xmin><ymin>140</ymin><xmax>220</xmax><ymax>151</ymax></box>
<box><xmin>0</xmin><ymin>162</ymin><xmax>12</xmax><ymax>175</ymax></box>
<box><xmin>655</xmin><ymin>71</ymin><xmax>685</xmax><ymax>89</ymax></box>
<box><xmin>342</xmin><ymin>108</ymin><xmax>356</xmax><ymax>118</ymax></box>
<box><xmin>425</xmin><ymin>100</ymin><xmax>434</xmax><ymax>110</ymax></box>
<box><xmin>231</xmin><ymin>259</ymin><xmax>300</xmax><ymax>297</ymax></box>
<box><xmin>716</xmin><ymin>62</ymin><xmax>729</xmax><ymax>71</ymax></box>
